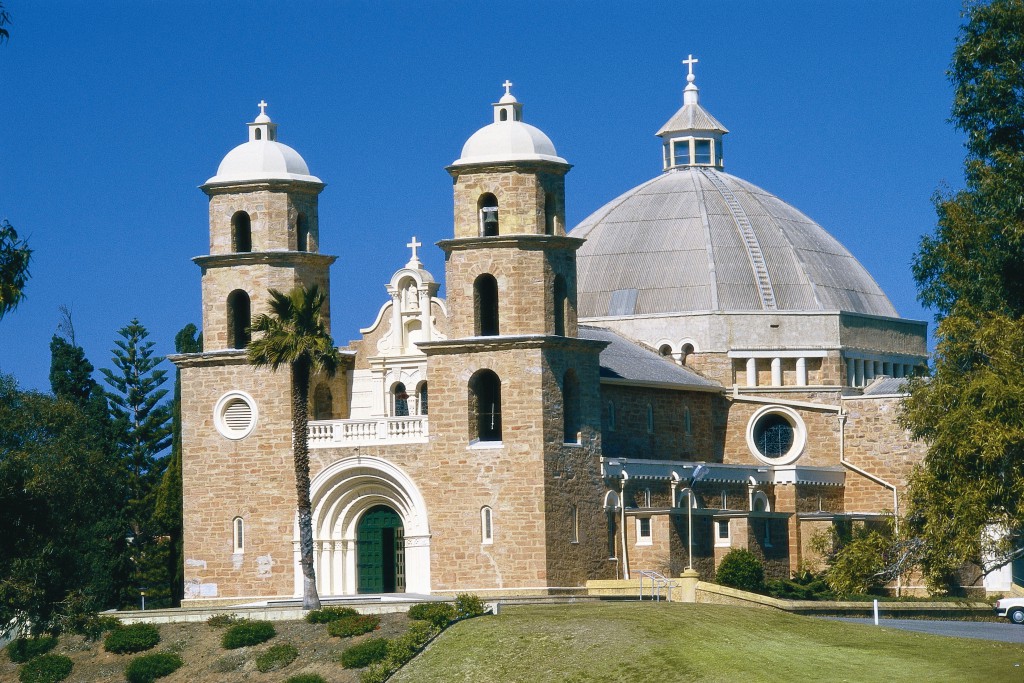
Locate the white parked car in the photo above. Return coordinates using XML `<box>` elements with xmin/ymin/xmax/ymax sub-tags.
<box><xmin>994</xmin><ymin>597</ymin><xmax>1024</xmax><ymax>624</ymax></box>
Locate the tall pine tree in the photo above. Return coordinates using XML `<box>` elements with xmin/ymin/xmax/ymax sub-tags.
<box><xmin>903</xmin><ymin>0</ymin><xmax>1024</xmax><ymax>590</ymax></box>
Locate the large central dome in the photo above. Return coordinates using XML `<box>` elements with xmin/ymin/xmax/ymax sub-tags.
<box><xmin>572</xmin><ymin>167</ymin><xmax>897</xmax><ymax>318</ymax></box>
<box><xmin>571</xmin><ymin>67</ymin><xmax>896</xmax><ymax>320</ymax></box>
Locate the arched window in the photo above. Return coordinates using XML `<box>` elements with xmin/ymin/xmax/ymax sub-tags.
<box><xmin>681</xmin><ymin>343</ymin><xmax>695</xmax><ymax>366</ymax></box>
<box><xmin>563</xmin><ymin>370</ymin><xmax>580</xmax><ymax>444</ymax></box>
<box><xmin>646</xmin><ymin>403</ymin><xmax>654</xmax><ymax>434</ymax></box>
<box><xmin>474</xmin><ymin>274</ymin><xmax>499</xmax><ymax>336</ymax></box>
<box><xmin>417</xmin><ymin>381</ymin><xmax>428</xmax><ymax>415</ymax></box>
<box><xmin>478</xmin><ymin>193</ymin><xmax>499</xmax><ymax>236</ymax></box>
<box><xmin>751</xmin><ymin>491</ymin><xmax>771</xmax><ymax>513</ymax></box>
<box><xmin>553</xmin><ymin>275</ymin><xmax>568</xmax><ymax>336</ymax></box>
<box><xmin>392</xmin><ymin>382</ymin><xmax>409</xmax><ymax>417</ymax></box>
<box><xmin>570</xmin><ymin>504</ymin><xmax>579</xmax><ymax>543</ymax></box>
<box><xmin>607</xmin><ymin>401</ymin><xmax>616</xmax><ymax>431</ymax></box>
<box><xmin>499</xmin><ymin>109</ymin><xmax>508</xmax><ymax>121</ymax></box>
<box><xmin>659</xmin><ymin>344</ymin><xmax>673</xmax><ymax>358</ymax></box>
<box><xmin>227</xmin><ymin>290</ymin><xmax>251</xmax><ymax>349</ymax></box>
<box><xmin>481</xmin><ymin>506</ymin><xmax>493</xmax><ymax>544</ymax></box>
<box><xmin>684</xmin><ymin>406</ymin><xmax>692</xmax><ymax>435</ymax></box>
<box><xmin>544</xmin><ymin>192</ymin><xmax>556</xmax><ymax>235</ymax></box>
<box><xmin>297</xmin><ymin>213</ymin><xmax>309</xmax><ymax>252</ymax></box>
<box><xmin>643</xmin><ymin>488</ymin><xmax>652</xmax><ymax>508</ymax></box>
<box><xmin>313</xmin><ymin>384</ymin><xmax>333</xmax><ymax>421</ymax></box>
<box><xmin>233</xmin><ymin>517</ymin><xmax>244</xmax><ymax>553</ymax></box>
<box><xmin>231</xmin><ymin>211</ymin><xmax>252</xmax><ymax>253</ymax></box>
<box><xmin>469</xmin><ymin>369</ymin><xmax>502</xmax><ymax>442</ymax></box>
<box><xmin>255</xmin><ymin>128</ymin><xmax>262</xmax><ymax>140</ymax></box>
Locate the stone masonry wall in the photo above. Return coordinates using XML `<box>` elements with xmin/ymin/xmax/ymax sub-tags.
<box><xmin>600</xmin><ymin>385</ymin><xmax>722</xmax><ymax>461</ymax></box>
<box><xmin>179</xmin><ymin>355</ymin><xmax>298</xmax><ymax>603</ymax></box>
<box><xmin>207</xmin><ymin>186</ymin><xmax>321</xmax><ymax>254</ymax></box>
<box><xmin>451</xmin><ymin>166</ymin><xmax>567</xmax><ymax>239</ymax></box>
<box><xmin>442</xmin><ymin>239</ymin><xmax>579</xmax><ymax>339</ymax></box>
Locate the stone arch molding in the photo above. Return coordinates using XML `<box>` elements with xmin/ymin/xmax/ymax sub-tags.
<box><xmin>299</xmin><ymin>456</ymin><xmax>431</xmax><ymax>596</ymax></box>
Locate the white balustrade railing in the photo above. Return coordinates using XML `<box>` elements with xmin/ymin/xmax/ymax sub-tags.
<box><xmin>308</xmin><ymin>416</ymin><xmax>428</xmax><ymax>448</ymax></box>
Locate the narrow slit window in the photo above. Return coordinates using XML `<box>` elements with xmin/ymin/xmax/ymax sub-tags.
<box><xmin>481</xmin><ymin>506</ymin><xmax>493</xmax><ymax>544</ymax></box>
<box><xmin>570</xmin><ymin>505</ymin><xmax>579</xmax><ymax>543</ymax></box>
<box><xmin>233</xmin><ymin>517</ymin><xmax>244</xmax><ymax>553</ymax></box>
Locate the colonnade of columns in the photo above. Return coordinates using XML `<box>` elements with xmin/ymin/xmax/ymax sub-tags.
<box><xmin>844</xmin><ymin>357</ymin><xmax>917</xmax><ymax>388</ymax></box>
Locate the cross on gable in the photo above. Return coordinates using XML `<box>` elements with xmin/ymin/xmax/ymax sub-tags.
<box><xmin>502</xmin><ymin>79</ymin><xmax>513</xmax><ymax>96</ymax></box>
<box><xmin>258</xmin><ymin>99</ymin><xmax>268</xmax><ymax>115</ymax></box>
<box><xmin>407</xmin><ymin>236</ymin><xmax>422</xmax><ymax>261</ymax></box>
<box><xmin>682</xmin><ymin>55</ymin><xmax>698</xmax><ymax>76</ymax></box>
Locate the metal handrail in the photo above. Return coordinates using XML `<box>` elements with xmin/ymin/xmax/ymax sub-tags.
<box><xmin>637</xmin><ymin>569</ymin><xmax>675</xmax><ymax>602</ymax></box>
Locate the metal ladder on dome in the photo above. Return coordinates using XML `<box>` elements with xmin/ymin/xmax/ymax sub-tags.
<box><xmin>637</xmin><ymin>569</ymin><xmax>675</xmax><ymax>602</ymax></box>
<box><xmin>700</xmin><ymin>168</ymin><xmax>778</xmax><ymax>310</ymax></box>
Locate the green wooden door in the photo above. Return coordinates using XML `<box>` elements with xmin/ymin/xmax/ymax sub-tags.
<box><xmin>357</xmin><ymin>505</ymin><xmax>404</xmax><ymax>593</ymax></box>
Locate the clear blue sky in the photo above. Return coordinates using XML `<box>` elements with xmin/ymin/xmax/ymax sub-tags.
<box><xmin>0</xmin><ymin>1</ymin><xmax>965</xmax><ymax>392</ymax></box>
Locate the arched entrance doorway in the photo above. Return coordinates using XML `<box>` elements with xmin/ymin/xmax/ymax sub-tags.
<box><xmin>357</xmin><ymin>505</ymin><xmax>405</xmax><ymax>593</ymax></box>
<box><xmin>307</xmin><ymin>456</ymin><xmax>431</xmax><ymax>597</ymax></box>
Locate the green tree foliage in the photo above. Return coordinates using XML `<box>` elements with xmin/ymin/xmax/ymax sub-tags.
<box><xmin>0</xmin><ymin>220</ymin><xmax>31</xmax><ymax>320</ymax></box>
<box><xmin>0</xmin><ymin>375</ymin><xmax>131</xmax><ymax>634</ymax></box>
<box><xmin>101</xmin><ymin>319</ymin><xmax>172</xmax><ymax>520</ymax></box>
<box><xmin>248</xmin><ymin>285</ymin><xmax>339</xmax><ymax>610</ymax></box>
<box><xmin>713</xmin><ymin>549</ymin><xmax>765</xmax><ymax>593</ymax></box>
<box><xmin>903</xmin><ymin>0</ymin><xmax>1024</xmax><ymax>588</ymax></box>
<box><xmin>0</xmin><ymin>3</ymin><xmax>10</xmax><ymax>44</ymax></box>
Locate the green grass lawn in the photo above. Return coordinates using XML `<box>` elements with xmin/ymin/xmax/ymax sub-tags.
<box><xmin>393</xmin><ymin>602</ymin><xmax>1022</xmax><ymax>683</ymax></box>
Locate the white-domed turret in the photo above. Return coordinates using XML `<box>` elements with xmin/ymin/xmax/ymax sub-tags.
<box><xmin>451</xmin><ymin>81</ymin><xmax>568</xmax><ymax>166</ymax></box>
<box><xmin>205</xmin><ymin>101</ymin><xmax>322</xmax><ymax>186</ymax></box>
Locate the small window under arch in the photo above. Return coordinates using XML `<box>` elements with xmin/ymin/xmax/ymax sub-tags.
<box><xmin>553</xmin><ymin>275</ymin><xmax>568</xmax><ymax>336</ymax></box>
<box><xmin>646</xmin><ymin>403</ymin><xmax>654</xmax><ymax>434</ymax></box>
<box><xmin>233</xmin><ymin>516</ymin><xmax>244</xmax><ymax>553</ymax></box>
<box><xmin>474</xmin><ymin>274</ymin><xmax>499</xmax><ymax>336</ymax></box>
<box><xmin>231</xmin><ymin>211</ymin><xmax>252</xmax><ymax>253</ymax></box>
<box><xmin>563</xmin><ymin>369</ymin><xmax>580</xmax><ymax>444</ymax></box>
<box><xmin>227</xmin><ymin>290</ymin><xmax>251</xmax><ymax>349</ymax></box>
<box><xmin>544</xmin><ymin>192</ymin><xmax>556</xmax><ymax>235</ymax></box>
<box><xmin>681</xmin><ymin>343</ymin><xmax>695</xmax><ymax>366</ymax></box>
<box><xmin>659</xmin><ymin>344</ymin><xmax>673</xmax><ymax>358</ymax></box>
<box><xmin>254</xmin><ymin>128</ymin><xmax>262</xmax><ymax>140</ymax></box>
<box><xmin>481</xmin><ymin>506</ymin><xmax>493</xmax><ymax>544</ymax></box>
<box><xmin>297</xmin><ymin>213</ymin><xmax>309</xmax><ymax>252</ymax></box>
<box><xmin>469</xmin><ymin>369</ymin><xmax>502</xmax><ymax>442</ymax></box>
<box><xmin>312</xmin><ymin>383</ymin><xmax>333</xmax><ymax>421</ymax></box>
<box><xmin>478</xmin><ymin>193</ymin><xmax>499</xmax><ymax>236</ymax></box>
<box><xmin>417</xmin><ymin>381</ymin><xmax>428</xmax><ymax>416</ymax></box>
<box><xmin>392</xmin><ymin>382</ymin><xmax>410</xmax><ymax>417</ymax></box>
<box><xmin>499</xmin><ymin>109</ymin><xmax>508</xmax><ymax>122</ymax></box>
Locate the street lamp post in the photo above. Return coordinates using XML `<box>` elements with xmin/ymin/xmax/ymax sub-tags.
<box><xmin>686</xmin><ymin>465</ymin><xmax>709</xmax><ymax>572</ymax></box>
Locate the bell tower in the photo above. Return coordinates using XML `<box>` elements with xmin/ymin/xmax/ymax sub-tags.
<box><xmin>420</xmin><ymin>83</ymin><xmax>608</xmax><ymax>595</ymax></box>
<box><xmin>175</xmin><ymin>103</ymin><xmax>340</xmax><ymax>605</ymax></box>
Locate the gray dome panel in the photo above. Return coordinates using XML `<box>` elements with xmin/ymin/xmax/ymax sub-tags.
<box><xmin>571</xmin><ymin>168</ymin><xmax>898</xmax><ymax>318</ymax></box>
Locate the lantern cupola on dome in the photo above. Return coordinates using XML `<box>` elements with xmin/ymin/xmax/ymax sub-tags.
<box><xmin>656</xmin><ymin>55</ymin><xmax>729</xmax><ymax>171</ymax></box>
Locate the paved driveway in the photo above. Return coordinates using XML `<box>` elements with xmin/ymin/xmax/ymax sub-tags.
<box><xmin>822</xmin><ymin>617</ymin><xmax>1024</xmax><ymax>643</ymax></box>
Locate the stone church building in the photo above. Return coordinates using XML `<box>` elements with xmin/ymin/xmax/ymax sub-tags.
<box><xmin>173</xmin><ymin>64</ymin><xmax>932</xmax><ymax>605</ymax></box>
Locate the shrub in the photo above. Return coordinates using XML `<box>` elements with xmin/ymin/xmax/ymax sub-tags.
<box><xmin>205</xmin><ymin>613</ymin><xmax>241</xmax><ymax>628</ymax></box>
<box><xmin>7</xmin><ymin>636</ymin><xmax>57</xmax><ymax>664</ymax></box>
<box><xmin>340</xmin><ymin>637</ymin><xmax>390</xmax><ymax>668</ymax></box>
<box><xmin>285</xmin><ymin>676</ymin><xmax>326</xmax><ymax>683</ymax></box>
<box><xmin>222</xmin><ymin>620</ymin><xmax>276</xmax><ymax>649</ymax></box>
<box><xmin>766</xmin><ymin>570</ymin><xmax>835</xmax><ymax>601</ymax></box>
<box><xmin>361</xmin><ymin>661</ymin><xmax>396</xmax><ymax>683</ymax></box>
<box><xmin>407</xmin><ymin>602</ymin><xmax>455</xmax><ymax>628</ymax></box>
<box><xmin>104</xmin><ymin>623</ymin><xmax>161</xmax><ymax>654</ymax></box>
<box><xmin>715</xmin><ymin>549</ymin><xmax>765</xmax><ymax>593</ymax></box>
<box><xmin>305</xmin><ymin>606</ymin><xmax>358</xmax><ymax>624</ymax></box>
<box><xmin>386</xmin><ymin>621</ymin><xmax>437</xmax><ymax>662</ymax></box>
<box><xmin>255</xmin><ymin>643</ymin><xmax>299</xmax><ymax>672</ymax></box>
<box><xmin>454</xmin><ymin>593</ymin><xmax>486</xmax><ymax>619</ymax></box>
<box><xmin>78</xmin><ymin>615</ymin><xmax>121</xmax><ymax>642</ymax></box>
<box><xmin>327</xmin><ymin>614</ymin><xmax>380</xmax><ymax>638</ymax></box>
<box><xmin>210</xmin><ymin>653</ymin><xmax>246</xmax><ymax>673</ymax></box>
<box><xmin>124</xmin><ymin>652</ymin><xmax>183</xmax><ymax>683</ymax></box>
<box><xmin>18</xmin><ymin>653</ymin><xmax>73</xmax><ymax>683</ymax></box>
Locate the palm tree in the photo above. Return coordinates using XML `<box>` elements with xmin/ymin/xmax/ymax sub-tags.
<box><xmin>248</xmin><ymin>284</ymin><xmax>338</xmax><ymax>610</ymax></box>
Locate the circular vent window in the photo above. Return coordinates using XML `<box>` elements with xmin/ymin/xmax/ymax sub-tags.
<box><xmin>215</xmin><ymin>391</ymin><xmax>258</xmax><ymax>440</ymax></box>
<box><xmin>745</xmin><ymin>405</ymin><xmax>805</xmax><ymax>465</ymax></box>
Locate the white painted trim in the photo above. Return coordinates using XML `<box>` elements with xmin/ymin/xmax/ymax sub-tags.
<box><xmin>213</xmin><ymin>390</ymin><xmax>258</xmax><ymax>440</ymax></box>
<box><xmin>746</xmin><ymin>405</ymin><xmax>807</xmax><ymax>466</ymax></box>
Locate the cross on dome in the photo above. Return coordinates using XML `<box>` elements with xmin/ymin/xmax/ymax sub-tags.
<box><xmin>407</xmin><ymin>236</ymin><xmax>421</xmax><ymax>261</ymax></box>
<box><xmin>502</xmin><ymin>80</ymin><xmax>513</xmax><ymax>96</ymax></box>
<box><xmin>258</xmin><ymin>99</ymin><xmax>269</xmax><ymax>115</ymax></box>
<box><xmin>682</xmin><ymin>55</ymin><xmax>698</xmax><ymax>83</ymax></box>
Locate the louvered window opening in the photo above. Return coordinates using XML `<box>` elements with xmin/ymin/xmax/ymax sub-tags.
<box><xmin>224</xmin><ymin>399</ymin><xmax>253</xmax><ymax>433</ymax></box>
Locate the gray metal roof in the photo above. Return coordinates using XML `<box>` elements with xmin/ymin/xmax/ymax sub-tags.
<box><xmin>571</xmin><ymin>167</ymin><xmax>898</xmax><ymax>319</ymax></box>
<box><xmin>860</xmin><ymin>376</ymin><xmax>910</xmax><ymax>396</ymax></box>
<box><xmin>656</xmin><ymin>101</ymin><xmax>728</xmax><ymax>136</ymax></box>
<box><xmin>579</xmin><ymin>325</ymin><xmax>721</xmax><ymax>390</ymax></box>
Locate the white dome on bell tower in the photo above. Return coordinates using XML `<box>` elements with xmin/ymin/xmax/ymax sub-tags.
<box><xmin>205</xmin><ymin>101</ymin><xmax>323</xmax><ymax>186</ymax></box>
<box><xmin>451</xmin><ymin>81</ymin><xmax>568</xmax><ymax>167</ymax></box>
